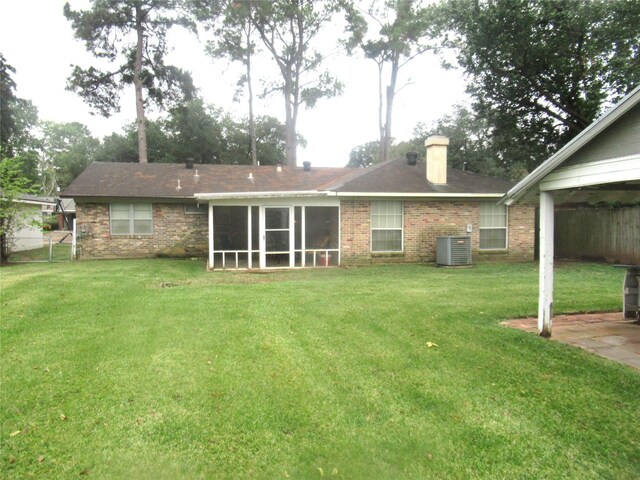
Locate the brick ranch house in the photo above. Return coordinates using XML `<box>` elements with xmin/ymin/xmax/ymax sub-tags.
<box><xmin>62</xmin><ymin>136</ymin><xmax>535</xmax><ymax>269</ymax></box>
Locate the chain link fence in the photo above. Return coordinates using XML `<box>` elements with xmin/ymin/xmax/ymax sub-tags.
<box><xmin>8</xmin><ymin>231</ymin><xmax>74</xmax><ymax>263</ymax></box>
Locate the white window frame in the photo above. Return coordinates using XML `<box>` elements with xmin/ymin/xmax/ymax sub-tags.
<box><xmin>371</xmin><ymin>200</ymin><xmax>404</xmax><ymax>253</ymax></box>
<box><xmin>479</xmin><ymin>202</ymin><xmax>508</xmax><ymax>250</ymax></box>
<box><xmin>185</xmin><ymin>203</ymin><xmax>207</xmax><ymax>215</ymax></box>
<box><xmin>110</xmin><ymin>203</ymin><xmax>153</xmax><ymax>236</ymax></box>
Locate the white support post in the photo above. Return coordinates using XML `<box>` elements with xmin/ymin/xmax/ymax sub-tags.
<box><xmin>538</xmin><ymin>191</ymin><xmax>555</xmax><ymax>337</ymax></box>
<box><xmin>208</xmin><ymin>203</ymin><xmax>214</xmax><ymax>270</ymax></box>
<box><xmin>259</xmin><ymin>206</ymin><xmax>265</xmax><ymax>269</ymax></box>
<box><xmin>301</xmin><ymin>206</ymin><xmax>306</xmax><ymax>267</ymax></box>
<box><xmin>289</xmin><ymin>206</ymin><xmax>294</xmax><ymax>268</ymax></box>
<box><xmin>247</xmin><ymin>206</ymin><xmax>252</xmax><ymax>269</ymax></box>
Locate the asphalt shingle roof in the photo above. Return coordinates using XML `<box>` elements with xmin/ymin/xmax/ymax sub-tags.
<box><xmin>328</xmin><ymin>157</ymin><xmax>514</xmax><ymax>194</ymax></box>
<box><xmin>62</xmin><ymin>162</ymin><xmax>352</xmax><ymax>198</ymax></box>
<box><xmin>62</xmin><ymin>159</ymin><xmax>515</xmax><ymax>199</ymax></box>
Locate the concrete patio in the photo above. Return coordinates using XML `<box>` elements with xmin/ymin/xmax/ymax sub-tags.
<box><xmin>502</xmin><ymin>312</ymin><xmax>640</xmax><ymax>370</ymax></box>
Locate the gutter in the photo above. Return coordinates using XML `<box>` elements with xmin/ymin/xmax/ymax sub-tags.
<box><xmin>194</xmin><ymin>190</ymin><xmax>336</xmax><ymax>200</ymax></box>
<box><xmin>67</xmin><ymin>191</ymin><xmax>506</xmax><ymax>201</ymax></box>
<box><xmin>334</xmin><ymin>192</ymin><xmax>505</xmax><ymax>198</ymax></box>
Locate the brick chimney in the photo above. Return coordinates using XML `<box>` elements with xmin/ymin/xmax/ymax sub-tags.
<box><xmin>425</xmin><ymin>135</ymin><xmax>449</xmax><ymax>184</ymax></box>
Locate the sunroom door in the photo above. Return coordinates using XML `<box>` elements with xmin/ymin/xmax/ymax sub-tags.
<box><xmin>260</xmin><ymin>206</ymin><xmax>294</xmax><ymax>268</ymax></box>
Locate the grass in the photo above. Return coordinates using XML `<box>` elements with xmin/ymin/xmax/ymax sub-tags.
<box><xmin>1</xmin><ymin>260</ymin><xmax>639</xmax><ymax>479</ymax></box>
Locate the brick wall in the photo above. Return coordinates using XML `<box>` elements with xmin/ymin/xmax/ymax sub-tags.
<box><xmin>76</xmin><ymin>199</ymin><xmax>535</xmax><ymax>264</ymax></box>
<box><xmin>340</xmin><ymin>199</ymin><xmax>535</xmax><ymax>265</ymax></box>
<box><xmin>76</xmin><ymin>203</ymin><xmax>208</xmax><ymax>259</ymax></box>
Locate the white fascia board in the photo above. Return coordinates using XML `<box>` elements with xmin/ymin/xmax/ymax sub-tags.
<box><xmin>11</xmin><ymin>198</ymin><xmax>56</xmax><ymax>206</ymax></box>
<box><xmin>194</xmin><ymin>190</ymin><xmax>334</xmax><ymax>200</ymax></box>
<box><xmin>502</xmin><ymin>85</ymin><xmax>640</xmax><ymax>205</ymax></box>
<box><xmin>335</xmin><ymin>192</ymin><xmax>504</xmax><ymax>199</ymax></box>
<box><xmin>539</xmin><ymin>155</ymin><xmax>640</xmax><ymax>191</ymax></box>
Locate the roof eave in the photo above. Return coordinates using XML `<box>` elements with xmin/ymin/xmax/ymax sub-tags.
<box><xmin>12</xmin><ymin>199</ymin><xmax>57</xmax><ymax>206</ymax></box>
<box><xmin>335</xmin><ymin>192</ymin><xmax>505</xmax><ymax>198</ymax></box>
<box><xmin>194</xmin><ymin>190</ymin><xmax>334</xmax><ymax>200</ymax></box>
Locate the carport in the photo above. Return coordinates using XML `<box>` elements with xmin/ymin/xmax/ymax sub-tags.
<box><xmin>502</xmin><ymin>85</ymin><xmax>640</xmax><ymax>337</ymax></box>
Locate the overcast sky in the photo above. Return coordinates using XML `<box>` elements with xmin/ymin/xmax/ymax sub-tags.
<box><xmin>1</xmin><ymin>0</ymin><xmax>468</xmax><ymax>167</ymax></box>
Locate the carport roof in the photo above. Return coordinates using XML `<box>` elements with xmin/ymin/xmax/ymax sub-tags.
<box><xmin>502</xmin><ymin>85</ymin><xmax>640</xmax><ymax>205</ymax></box>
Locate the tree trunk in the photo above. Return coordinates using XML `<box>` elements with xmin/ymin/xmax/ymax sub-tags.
<box><xmin>382</xmin><ymin>53</ymin><xmax>400</xmax><ymax>164</ymax></box>
<box><xmin>284</xmin><ymin>77</ymin><xmax>297</xmax><ymax>167</ymax></box>
<box><xmin>245</xmin><ymin>20</ymin><xmax>257</xmax><ymax>166</ymax></box>
<box><xmin>134</xmin><ymin>5</ymin><xmax>148</xmax><ymax>164</ymax></box>
<box><xmin>0</xmin><ymin>225</ymin><xmax>8</xmax><ymax>264</ymax></box>
<box><xmin>376</xmin><ymin>60</ymin><xmax>385</xmax><ymax>163</ymax></box>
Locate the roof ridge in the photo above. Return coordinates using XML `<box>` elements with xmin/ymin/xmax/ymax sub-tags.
<box><xmin>323</xmin><ymin>157</ymin><xmax>401</xmax><ymax>191</ymax></box>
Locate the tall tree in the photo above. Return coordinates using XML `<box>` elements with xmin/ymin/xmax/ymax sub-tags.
<box><xmin>345</xmin><ymin>0</ymin><xmax>437</xmax><ymax>164</ymax></box>
<box><xmin>0</xmin><ymin>53</ymin><xmax>18</xmax><ymax>158</ymax></box>
<box><xmin>1</xmin><ymin>54</ymin><xmax>39</xmax><ymax>162</ymax></box>
<box><xmin>245</xmin><ymin>0</ymin><xmax>344</xmax><ymax>166</ymax></box>
<box><xmin>438</xmin><ymin>0</ymin><xmax>640</xmax><ymax>172</ymax></box>
<box><xmin>38</xmin><ymin>122</ymin><xmax>100</xmax><ymax>193</ymax></box>
<box><xmin>64</xmin><ymin>0</ymin><xmax>196</xmax><ymax>163</ymax></box>
<box><xmin>193</xmin><ymin>0</ymin><xmax>260</xmax><ymax>165</ymax></box>
<box><xmin>0</xmin><ymin>53</ymin><xmax>40</xmax><ymax>189</ymax></box>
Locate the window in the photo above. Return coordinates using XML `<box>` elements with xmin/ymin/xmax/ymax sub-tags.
<box><xmin>371</xmin><ymin>201</ymin><xmax>403</xmax><ymax>252</ymax></box>
<box><xmin>110</xmin><ymin>203</ymin><xmax>153</xmax><ymax>235</ymax></box>
<box><xmin>185</xmin><ymin>203</ymin><xmax>207</xmax><ymax>214</ymax></box>
<box><xmin>479</xmin><ymin>202</ymin><xmax>507</xmax><ymax>249</ymax></box>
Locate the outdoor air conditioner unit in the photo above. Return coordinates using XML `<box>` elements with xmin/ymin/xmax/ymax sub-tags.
<box><xmin>436</xmin><ymin>236</ymin><xmax>472</xmax><ymax>266</ymax></box>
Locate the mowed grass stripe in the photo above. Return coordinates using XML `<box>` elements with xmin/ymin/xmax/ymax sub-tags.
<box><xmin>1</xmin><ymin>260</ymin><xmax>638</xmax><ymax>479</ymax></box>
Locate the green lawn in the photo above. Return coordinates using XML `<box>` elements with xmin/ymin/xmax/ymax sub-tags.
<box><xmin>1</xmin><ymin>260</ymin><xmax>638</xmax><ymax>479</ymax></box>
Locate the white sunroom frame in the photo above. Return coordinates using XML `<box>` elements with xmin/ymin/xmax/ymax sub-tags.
<box><xmin>195</xmin><ymin>192</ymin><xmax>341</xmax><ymax>270</ymax></box>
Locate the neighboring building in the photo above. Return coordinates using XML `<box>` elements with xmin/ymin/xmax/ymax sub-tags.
<box><xmin>8</xmin><ymin>195</ymin><xmax>56</xmax><ymax>252</ymax></box>
<box><xmin>56</xmin><ymin>198</ymin><xmax>76</xmax><ymax>230</ymax></box>
<box><xmin>62</xmin><ymin>137</ymin><xmax>535</xmax><ymax>268</ymax></box>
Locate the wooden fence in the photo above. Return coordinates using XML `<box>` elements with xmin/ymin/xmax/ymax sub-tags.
<box><xmin>555</xmin><ymin>206</ymin><xmax>640</xmax><ymax>264</ymax></box>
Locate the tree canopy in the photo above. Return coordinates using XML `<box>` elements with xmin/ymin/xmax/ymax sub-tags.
<box><xmin>64</xmin><ymin>0</ymin><xmax>197</xmax><ymax>163</ymax></box>
<box><xmin>38</xmin><ymin>122</ymin><xmax>100</xmax><ymax>193</ymax></box>
<box><xmin>411</xmin><ymin>106</ymin><xmax>510</xmax><ymax>178</ymax></box>
<box><xmin>437</xmin><ymin>0</ymin><xmax>640</xmax><ymax>172</ymax></box>
<box><xmin>344</xmin><ymin>0</ymin><xmax>438</xmax><ymax>164</ymax></box>
<box><xmin>193</xmin><ymin>0</ymin><xmax>261</xmax><ymax>165</ymax></box>
<box><xmin>1</xmin><ymin>54</ymin><xmax>39</xmax><ymax>162</ymax></box>
<box><xmin>245</xmin><ymin>0</ymin><xmax>344</xmax><ymax>166</ymax></box>
<box><xmin>7</xmin><ymin>0</ymin><xmax>640</xmax><ymax>180</ymax></box>
<box><xmin>93</xmin><ymin>101</ymin><xmax>290</xmax><ymax>166</ymax></box>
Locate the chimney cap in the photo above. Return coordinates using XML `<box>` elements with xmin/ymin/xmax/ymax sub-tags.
<box><xmin>425</xmin><ymin>135</ymin><xmax>450</xmax><ymax>147</ymax></box>
<box><xmin>302</xmin><ymin>161</ymin><xmax>311</xmax><ymax>171</ymax></box>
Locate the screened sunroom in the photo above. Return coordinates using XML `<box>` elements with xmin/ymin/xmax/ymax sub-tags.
<box><xmin>198</xmin><ymin>197</ymin><xmax>340</xmax><ymax>270</ymax></box>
